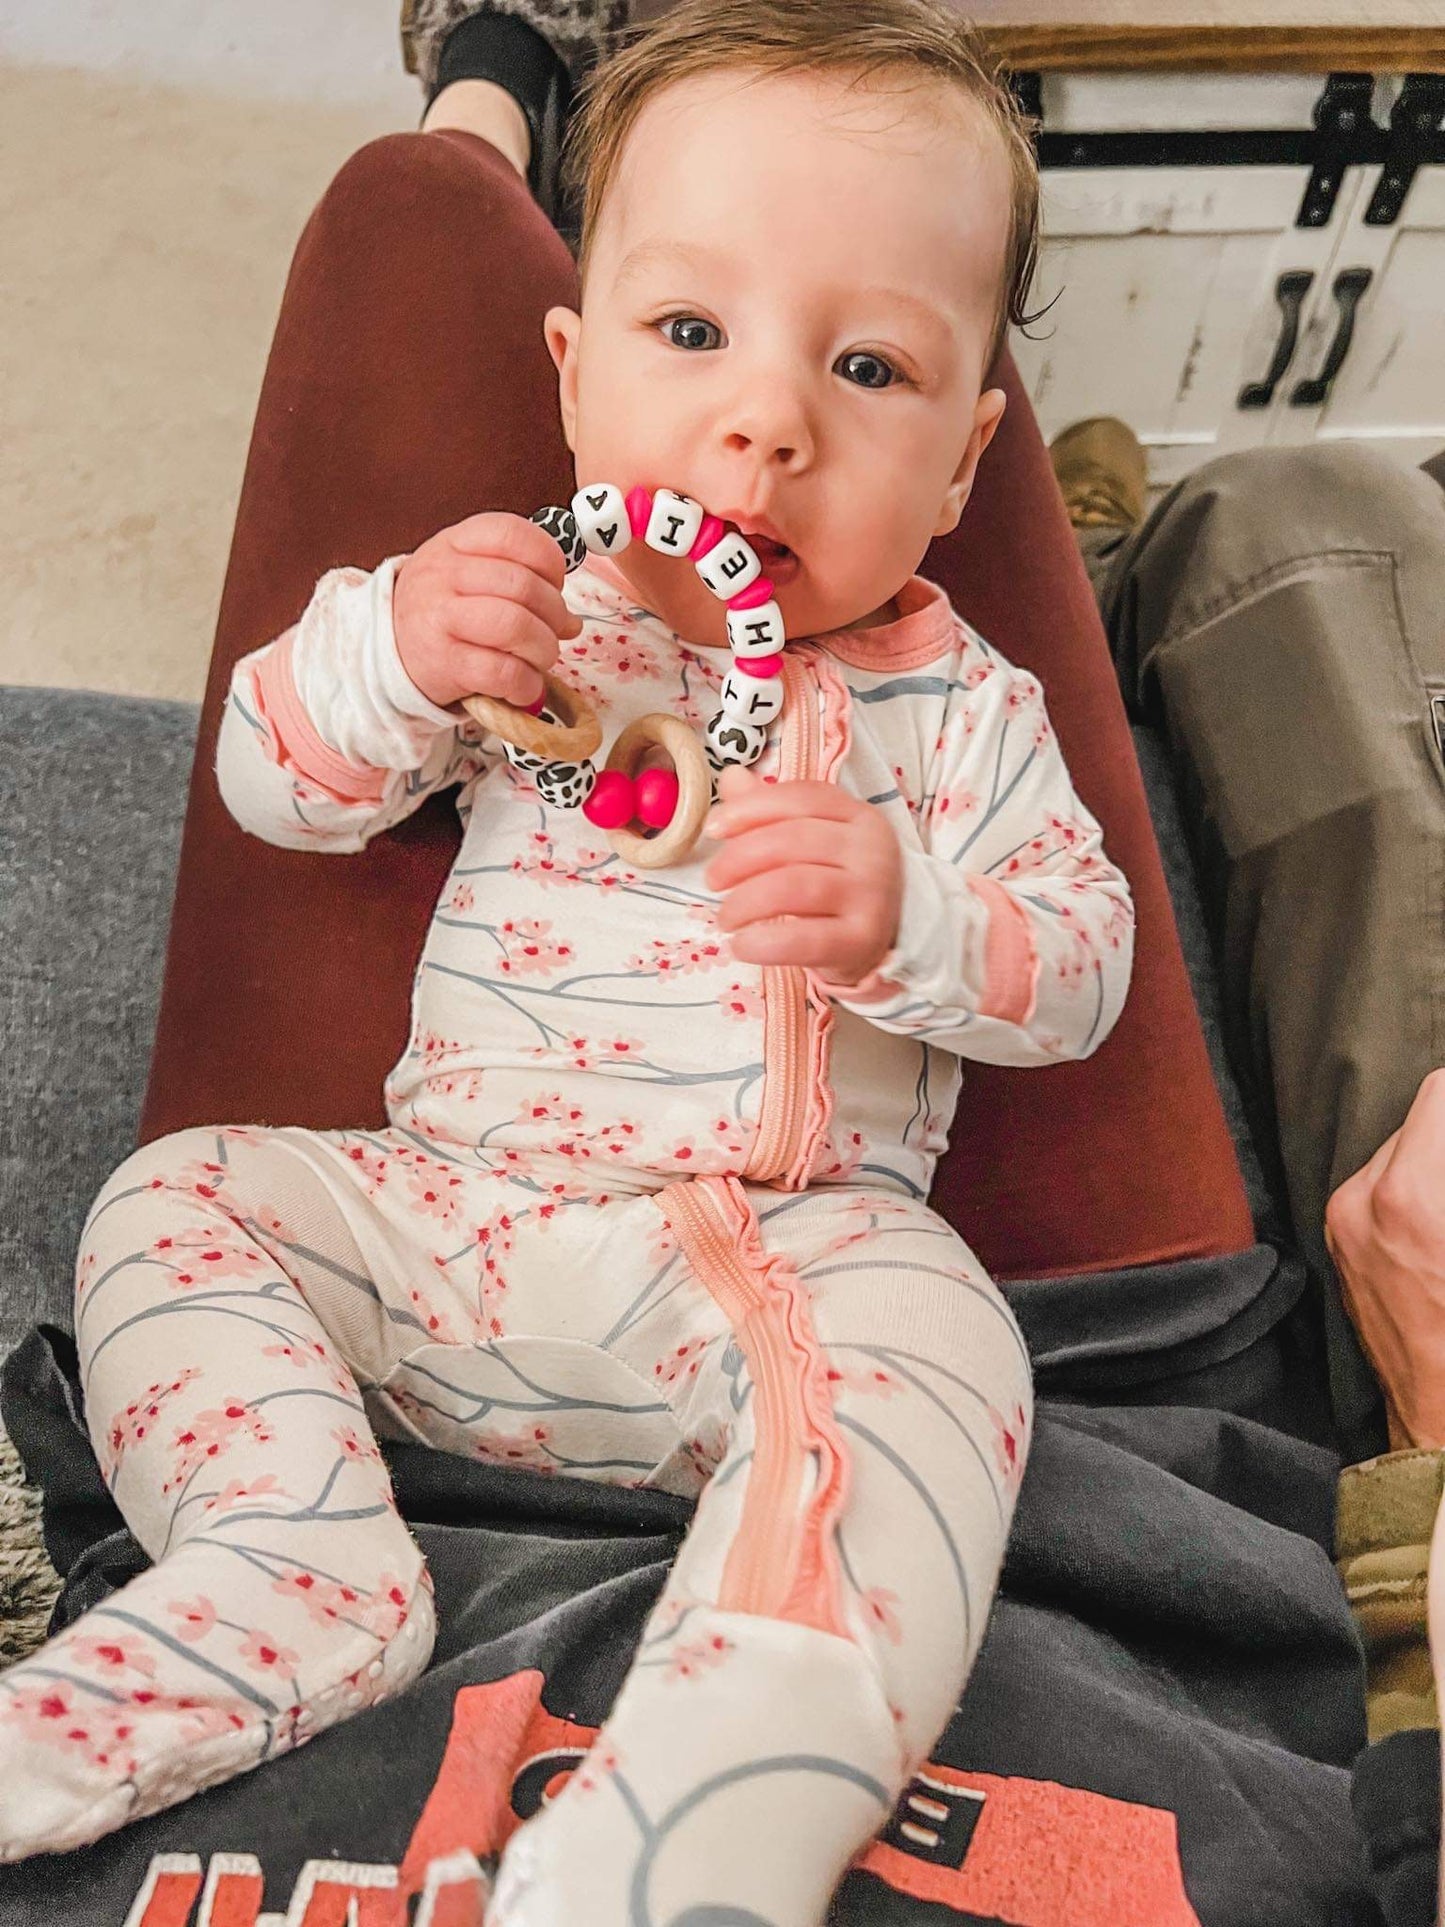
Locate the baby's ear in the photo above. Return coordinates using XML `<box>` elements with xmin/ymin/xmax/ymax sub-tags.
<box><xmin>936</xmin><ymin>387</ymin><xmax>1008</xmax><ymax>535</ymax></box>
<box><xmin>543</xmin><ymin>306</ymin><xmax>582</xmax><ymax>453</ymax></box>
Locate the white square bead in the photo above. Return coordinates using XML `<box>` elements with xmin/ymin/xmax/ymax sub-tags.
<box><xmin>725</xmin><ymin>598</ymin><xmax>786</xmax><ymax>657</ymax></box>
<box><xmin>570</xmin><ymin>483</ymin><xmax>632</xmax><ymax>556</ymax></box>
<box><xmin>696</xmin><ymin>532</ymin><xmax>763</xmax><ymax>601</ymax></box>
<box><xmin>645</xmin><ymin>489</ymin><xmax>705</xmax><ymax>558</ymax></box>
<box><xmin>719</xmin><ymin>666</ymin><xmax>785</xmax><ymax>728</ymax></box>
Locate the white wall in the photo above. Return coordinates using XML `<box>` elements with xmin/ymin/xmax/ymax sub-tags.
<box><xmin>0</xmin><ymin>0</ymin><xmax>420</xmax><ymax>112</ymax></box>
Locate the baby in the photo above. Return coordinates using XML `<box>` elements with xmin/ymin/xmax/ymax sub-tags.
<box><xmin>0</xmin><ymin>1</ymin><xmax>1134</xmax><ymax>1919</ymax></box>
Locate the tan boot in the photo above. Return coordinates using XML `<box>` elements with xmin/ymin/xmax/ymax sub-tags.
<box><xmin>1049</xmin><ymin>417</ymin><xmax>1148</xmax><ymax>531</ymax></box>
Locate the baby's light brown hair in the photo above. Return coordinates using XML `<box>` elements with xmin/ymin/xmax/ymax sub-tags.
<box><xmin>560</xmin><ymin>0</ymin><xmax>1043</xmax><ymax>378</ymax></box>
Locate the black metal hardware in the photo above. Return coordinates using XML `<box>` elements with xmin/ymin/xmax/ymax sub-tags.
<box><xmin>1023</xmin><ymin>75</ymin><xmax>1445</xmax><ymax>175</ymax></box>
<box><xmin>1238</xmin><ymin>270</ymin><xmax>1314</xmax><ymax>408</ymax></box>
<box><xmin>1288</xmin><ymin>266</ymin><xmax>1372</xmax><ymax>405</ymax></box>
<box><xmin>1296</xmin><ymin>74</ymin><xmax>1378</xmax><ymax>226</ymax></box>
<box><xmin>1432</xmin><ymin>693</ymin><xmax>1445</xmax><ymax>759</ymax></box>
<box><xmin>1364</xmin><ymin>73</ymin><xmax>1445</xmax><ymax>223</ymax></box>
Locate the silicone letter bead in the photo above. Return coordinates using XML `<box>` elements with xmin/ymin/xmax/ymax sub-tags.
<box><xmin>696</xmin><ymin>531</ymin><xmax>763</xmax><ymax>601</ymax></box>
<box><xmin>725</xmin><ymin>599</ymin><xmax>786</xmax><ymax>657</ymax></box>
<box><xmin>719</xmin><ymin>660</ymin><xmax>785</xmax><ymax>727</ymax></box>
<box><xmin>570</xmin><ymin>484</ymin><xmax>632</xmax><ymax>556</ymax></box>
<box><xmin>645</xmin><ymin>489</ymin><xmax>706</xmax><ymax>558</ymax></box>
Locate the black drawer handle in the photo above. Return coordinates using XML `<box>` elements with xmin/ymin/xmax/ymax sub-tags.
<box><xmin>1290</xmin><ymin>266</ymin><xmax>1373</xmax><ymax>406</ymax></box>
<box><xmin>1238</xmin><ymin>270</ymin><xmax>1314</xmax><ymax>409</ymax></box>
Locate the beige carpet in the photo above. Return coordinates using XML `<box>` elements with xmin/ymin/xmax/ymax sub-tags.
<box><xmin>0</xmin><ymin>62</ymin><xmax>410</xmax><ymax>705</ymax></box>
<box><xmin>0</xmin><ymin>1419</ymin><xmax>62</xmax><ymax>1672</ymax></box>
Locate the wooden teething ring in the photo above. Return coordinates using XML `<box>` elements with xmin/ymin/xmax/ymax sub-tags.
<box><xmin>460</xmin><ymin>671</ymin><xmax>602</xmax><ymax>764</ymax></box>
<box><xmin>602</xmin><ymin>715</ymin><xmax>714</xmax><ymax>870</ymax></box>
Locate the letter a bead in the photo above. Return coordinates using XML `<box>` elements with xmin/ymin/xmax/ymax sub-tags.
<box><xmin>645</xmin><ymin>489</ymin><xmax>705</xmax><ymax>558</ymax></box>
<box><xmin>696</xmin><ymin>531</ymin><xmax>763</xmax><ymax>601</ymax></box>
<box><xmin>725</xmin><ymin>598</ymin><xmax>786</xmax><ymax>657</ymax></box>
<box><xmin>570</xmin><ymin>484</ymin><xmax>632</xmax><ymax>556</ymax></box>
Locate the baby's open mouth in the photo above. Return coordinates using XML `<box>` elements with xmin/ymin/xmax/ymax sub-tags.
<box><xmin>737</xmin><ymin>532</ymin><xmax>799</xmax><ymax>578</ymax></box>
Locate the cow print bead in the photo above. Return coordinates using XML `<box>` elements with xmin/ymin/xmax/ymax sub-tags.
<box><xmin>535</xmin><ymin>761</ymin><xmax>598</xmax><ymax>810</ymax></box>
<box><xmin>704</xmin><ymin>711</ymin><xmax>768</xmax><ymax>769</ymax></box>
<box><xmin>529</xmin><ymin>505</ymin><xmax>588</xmax><ymax>573</ymax></box>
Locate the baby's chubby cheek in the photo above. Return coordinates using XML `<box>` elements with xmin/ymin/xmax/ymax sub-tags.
<box><xmin>611</xmin><ymin>542</ymin><xmax>734</xmax><ymax>651</ymax></box>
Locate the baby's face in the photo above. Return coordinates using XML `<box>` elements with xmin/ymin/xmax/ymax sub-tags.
<box><xmin>545</xmin><ymin>66</ymin><xmax>1011</xmax><ymax>650</ymax></box>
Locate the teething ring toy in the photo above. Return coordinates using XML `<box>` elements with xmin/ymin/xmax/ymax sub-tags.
<box><xmin>461</xmin><ymin>670</ymin><xmax>601</xmax><ymax>765</ymax></box>
<box><xmin>600</xmin><ymin>715</ymin><xmax>714</xmax><ymax>870</ymax></box>
<box><xmin>467</xmin><ymin>483</ymin><xmax>792</xmax><ymax>868</ymax></box>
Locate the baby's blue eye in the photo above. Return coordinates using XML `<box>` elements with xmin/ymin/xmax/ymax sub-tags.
<box><xmin>656</xmin><ymin>316</ymin><xmax>904</xmax><ymax>389</ymax></box>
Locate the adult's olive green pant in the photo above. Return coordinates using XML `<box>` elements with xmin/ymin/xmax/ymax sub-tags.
<box><xmin>1080</xmin><ymin>443</ymin><xmax>1445</xmax><ymax>1743</ymax></box>
<box><xmin>1080</xmin><ymin>441</ymin><xmax>1445</xmax><ymax>1468</ymax></box>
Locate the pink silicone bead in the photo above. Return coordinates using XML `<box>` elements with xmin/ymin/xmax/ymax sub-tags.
<box><xmin>634</xmin><ymin>766</ymin><xmax>679</xmax><ymax>828</ymax></box>
<box><xmin>581</xmin><ymin>768</ymin><xmax>635</xmax><ymax>829</ymax></box>
<box><xmin>688</xmin><ymin>514</ymin><xmax>727</xmax><ymax>562</ymax></box>
<box><xmin>625</xmin><ymin>487</ymin><xmax>654</xmax><ymax>540</ymax></box>
<box><xmin>733</xmin><ymin>652</ymin><xmax>782</xmax><ymax>678</ymax></box>
<box><xmin>727</xmin><ymin>576</ymin><xmax>775</xmax><ymax>610</ymax></box>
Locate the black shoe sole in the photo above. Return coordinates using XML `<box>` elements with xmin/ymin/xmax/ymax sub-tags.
<box><xmin>428</xmin><ymin>11</ymin><xmax>574</xmax><ymax>232</ymax></box>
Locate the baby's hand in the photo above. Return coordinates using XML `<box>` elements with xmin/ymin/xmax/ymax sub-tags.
<box><xmin>703</xmin><ymin>766</ymin><xmax>903</xmax><ymax>985</ymax></box>
<box><xmin>392</xmin><ymin>511</ymin><xmax>584</xmax><ymax>713</ymax></box>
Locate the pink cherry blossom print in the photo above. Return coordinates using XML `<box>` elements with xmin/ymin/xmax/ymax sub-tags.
<box><xmin>826</xmin><ymin>1361</ymin><xmax>903</xmax><ymax>1402</ymax></box>
<box><xmin>651</xmin><ymin>1334</ymin><xmax>711</xmax><ymax>1389</ymax></box>
<box><xmin>173</xmin><ymin>1156</ymin><xmax>237</xmax><ymax>1206</ymax></box>
<box><xmin>330</xmin><ymin>1424</ymin><xmax>385</xmax><ymax>1469</ymax></box>
<box><xmin>237</xmin><ymin>1630</ymin><xmax>300</xmax><ymax>1677</ymax></box>
<box><xmin>663</xmin><ymin>1633</ymin><xmax>734</xmax><ymax>1684</ymax></box>
<box><xmin>199</xmin><ymin>1473</ymin><xmax>289</xmax><ymax>1519</ymax></box>
<box><xmin>67</xmin><ymin>1632</ymin><xmax>159</xmax><ymax>1681</ymax></box>
<box><xmin>625</xmin><ymin>938</ymin><xmax>727</xmax><ymax>978</ymax></box>
<box><xmin>167</xmin><ymin>1595</ymin><xmax>218</xmax><ymax>1643</ymax></box>
<box><xmin>990</xmin><ymin>1402</ymin><xmax>1028</xmax><ymax>1491</ymax></box>
<box><xmin>359</xmin><ymin>1572</ymin><xmax>414</xmax><ymax>1641</ymax></box>
<box><xmin>402</xmin><ymin>1154</ymin><xmax>468</xmax><ymax>1223</ymax></box>
<box><xmin>152</xmin><ymin>1227</ymin><xmax>271</xmax><ymax>1291</ymax></box>
<box><xmin>495</xmin><ymin>918</ymin><xmax>574</xmax><ymax>978</ymax></box>
<box><xmin>861</xmin><ymin>1588</ymin><xmax>904</xmax><ymax>1647</ymax></box>
<box><xmin>717</xmin><ymin>980</ymin><xmax>765</xmax><ymax>1022</ymax></box>
<box><xmin>103</xmin><ymin>1368</ymin><xmax>205</xmax><ymax>1479</ymax></box>
<box><xmin>162</xmin><ymin>1398</ymin><xmax>275</xmax><ymax>1494</ymax></box>
<box><xmin>572</xmin><ymin>1738</ymin><xmax>622</xmax><ymax>1797</ymax></box>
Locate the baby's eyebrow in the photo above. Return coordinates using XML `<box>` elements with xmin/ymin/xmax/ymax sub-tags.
<box><xmin>614</xmin><ymin>237</ymin><xmax>960</xmax><ymax>347</ymax></box>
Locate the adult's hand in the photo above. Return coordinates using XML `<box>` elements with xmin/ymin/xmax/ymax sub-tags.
<box><xmin>1325</xmin><ymin>1067</ymin><xmax>1445</xmax><ymax>1451</ymax></box>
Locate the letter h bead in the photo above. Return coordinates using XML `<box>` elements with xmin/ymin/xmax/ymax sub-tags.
<box><xmin>725</xmin><ymin>599</ymin><xmax>786</xmax><ymax>658</ymax></box>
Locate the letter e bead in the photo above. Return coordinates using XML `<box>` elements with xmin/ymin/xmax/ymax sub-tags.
<box><xmin>696</xmin><ymin>532</ymin><xmax>763</xmax><ymax>601</ymax></box>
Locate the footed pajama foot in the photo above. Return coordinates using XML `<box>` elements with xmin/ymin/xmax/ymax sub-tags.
<box><xmin>486</xmin><ymin>1610</ymin><xmax>902</xmax><ymax>1927</ymax></box>
<box><xmin>0</xmin><ymin>1542</ymin><xmax>436</xmax><ymax>1861</ymax></box>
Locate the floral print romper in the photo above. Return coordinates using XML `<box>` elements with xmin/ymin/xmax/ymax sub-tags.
<box><xmin>0</xmin><ymin>550</ymin><xmax>1134</xmax><ymax>1924</ymax></box>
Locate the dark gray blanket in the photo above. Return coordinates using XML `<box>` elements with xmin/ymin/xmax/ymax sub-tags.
<box><xmin>0</xmin><ymin>1233</ymin><xmax>1394</xmax><ymax>1927</ymax></box>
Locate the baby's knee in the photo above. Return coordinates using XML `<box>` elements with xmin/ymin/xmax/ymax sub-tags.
<box><xmin>75</xmin><ymin>1127</ymin><xmax>256</xmax><ymax>1325</ymax></box>
<box><xmin>81</xmin><ymin>1127</ymin><xmax>225</xmax><ymax>1243</ymax></box>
